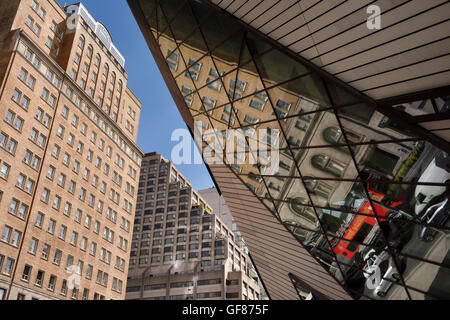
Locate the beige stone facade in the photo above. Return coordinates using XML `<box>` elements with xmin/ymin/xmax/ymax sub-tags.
<box><xmin>0</xmin><ymin>0</ymin><xmax>143</xmax><ymax>300</ymax></box>
<box><xmin>125</xmin><ymin>152</ymin><xmax>260</xmax><ymax>300</ymax></box>
<box><xmin>156</xmin><ymin>32</ymin><xmax>415</xmax><ymax>245</ymax></box>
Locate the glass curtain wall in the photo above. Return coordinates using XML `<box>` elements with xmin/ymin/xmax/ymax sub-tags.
<box><xmin>136</xmin><ymin>0</ymin><xmax>450</xmax><ymax>300</ymax></box>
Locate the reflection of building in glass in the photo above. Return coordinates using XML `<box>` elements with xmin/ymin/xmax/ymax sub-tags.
<box><xmin>126</xmin><ymin>153</ymin><xmax>261</xmax><ymax>300</ymax></box>
<box><xmin>128</xmin><ymin>0</ymin><xmax>450</xmax><ymax>300</ymax></box>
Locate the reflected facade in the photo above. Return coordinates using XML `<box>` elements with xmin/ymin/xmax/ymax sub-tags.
<box><xmin>128</xmin><ymin>0</ymin><xmax>450</xmax><ymax>300</ymax></box>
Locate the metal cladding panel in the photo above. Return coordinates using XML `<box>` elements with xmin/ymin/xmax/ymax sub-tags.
<box><xmin>208</xmin><ymin>163</ymin><xmax>353</xmax><ymax>300</ymax></box>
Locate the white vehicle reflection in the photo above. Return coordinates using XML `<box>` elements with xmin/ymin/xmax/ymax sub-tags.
<box><xmin>414</xmin><ymin>152</ymin><xmax>450</xmax><ymax>215</ymax></box>
<box><xmin>363</xmin><ymin>249</ymin><xmax>405</xmax><ymax>298</ymax></box>
<box><xmin>417</xmin><ymin>195</ymin><xmax>450</xmax><ymax>241</ymax></box>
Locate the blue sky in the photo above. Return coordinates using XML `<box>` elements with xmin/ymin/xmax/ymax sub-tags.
<box><xmin>57</xmin><ymin>0</ymin><xmax>214</xmax><ymax>191</ymax></box>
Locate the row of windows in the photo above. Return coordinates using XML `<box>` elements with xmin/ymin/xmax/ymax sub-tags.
<box><xmin>60</xmin><ymin>81</ymin><xmax>141</xmax><ymax>165</ymax></box>
<box><xmin>132</xmin><ymin>246</ymin><xmax>227</xmax><ymax>257</ymax></box>
<box><xmin>60</xmin><ymin>104</ymin><xmax>130</xmax><ymax>175</ymax></box>
<box><xmin>0</xmin><ymin>131</ymin><xmax>18</xmax><ymax>155</ymax></box>
<box><xmin>133</xmin><ymin>238</ymin><xmax>219</xmax><ymax>249</ymax></box>
<box><xmin>130</xmin><ymin>255</ymin><xmax>227</xmax><ymax>267</ymax></box>
<box><xmin>31</xmin><ymin>0</ymin><xmax>46</xmax><ymax>20</ymax></box>
<box><xmin>38</xmin><ymin>179</ymin><xmax>131</xmax><ymax>233</ymax></box>
<box><xmin>74</xmin><ymin>35</ymin><xmax>123</xmax><ymax>122</ymax></box>
<box><xmin>132</xmin><ymin>228</ymin><xmax>213</xmax><ymax>240</ymax></box>
<box><xmin>28</xmin><ymin>218</ymin><xmax>127</xmax><ymax>272</ymax></box>
<box><xmin>131</xmin><ymin>228</ymin><xmax>245</xmax><ymax>267</ymax></box>
<box><xmin>47</xmin><ymin>138</ymin><xmax>134</xmax><ymax>215</ymax></box>
<box><xmin>134</xmin><ymin>212</ymin><xmax>209</xmax><ymax>224</ymax></box>
<box><xmin>0</xmin><ymin>254</ymin><xmax>15</xmax><ymax>277</ymax></box>
<box><xmin>4</xmin><ymin>109</ymin><xmax>25</xmax><ymax>134</ymax></box>
<box><xmin>28</xmin><ymin>1</ymin><xmax>63</xmax><ymax>57</ymax></box>
<box><xmin>22</xmin><ymin>44</ymin><xmax>62</xmax><ymax>89</ymax></box>
<box><xmin>177</xmin><ymin>61</ymin><xmax>294</xmax><ymax>127</ymax></box>
<box><xmin>20</xmin><ymin>41</ymin><xmax>141</xmax><ymax>169</ymax></box>
<box><xmin>25</xmin><ymin>15</ymin><xmax>42</xmax><ymax>38</ymax></box>
<box><xmin>19</xmin><ymin>260</ymin><xmax>122</xmax><ymax>296</ymax></box>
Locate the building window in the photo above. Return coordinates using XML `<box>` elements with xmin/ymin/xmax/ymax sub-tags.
<box><xmin>53</xmin><ymin>249</ymin><xmax>61</xmax><ymax>265</ymax></box>
<box><xmin>0</xmin><ymin>162</ymin><xmax>10</xmax><ymax>180</ymax></box>
<box><xmin>35</xmin><ymin>212</ymin><xmax>44</xmax><ymax>228</ymax></box>
<box><xmin>48</xmin><ymin>275</ymin><xmax>56</xmax><ymax>292</ymax></box>
<box><xmin>33</xmin><ymin>23</ymin><xmax>41</xmax><ymax>36</ymax></box>
<box><xmin>230</xmin><ymin>79</ymin><xmax>246</xmax><ymax>92</ymax></box>
<box><xmin>48</xmin><ymin>219</ymin><xmax>56</xmax><ymax>235</ymax></box>
<box><xmin>61</xmin><ymin>280</ymin><xmax>67</xmax><ymax>296</ymax></box>
<box><xmin>37</xmin><ymin>7</ymin><xmax>46</xmax><ymax>20</ymax></box>
<box><xmin>311</xmin><ymin>154</ymin><xmax>346</xmax><ymax>177</ymax></box>
<box><xmin>22</xmin><ymin>265</ymin><xmax>32</xmax><ymax>282</ymax></box>
<box><xmin>3</xmin><ymin>258</ymin><xmax>14</xmax><ymax>276</ymax></box>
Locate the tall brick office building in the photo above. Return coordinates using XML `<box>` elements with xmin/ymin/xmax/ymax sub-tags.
<box><xmin>0</xmin><ymin>1</ymin><xmax>143</xmax><ymax>300</ymax></box>
<box><xmin>126</xmin><ymin>152</ymin><xmax>261</xmax><ymax>300</ymax></box>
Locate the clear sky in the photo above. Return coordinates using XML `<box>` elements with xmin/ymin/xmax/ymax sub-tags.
<box><xmin>57</xmin><ymin>0</ymin><xmax>215</xmax><ymax>191</ymax></box>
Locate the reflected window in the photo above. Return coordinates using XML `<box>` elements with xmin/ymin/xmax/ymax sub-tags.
<box><xmin>188</xmin><ymin>59</ymin><xmax>201</xmax><ymax>72</ymax></box>
<box><xmin>230</xmin><ymin>79</ymin><xmax>246</xmax><ymax>92</ymax></box>
<box><xmin>181</xmin><ymin>86</ymin><xmax>192</xmax><ymax>95</ymax></box>
<box><xmin>283</xmin><ymin>220</ymin><xmax>307</xmax><ymax>241</ymax></box>
<box><xmin>246</xmin><ymin>183</ymin><xmax>256</xmax><ymax>192</ymax></box>
<box><xmin>295</xmin><ymin>120</ymin><xmax>308</xmax><ymax>131</ymax></box>
<box><xmin>323</xmin><ymin>127</ymin><xmax>342</xmax><ymax>144</ymax></box>
<box><xmin>274</xmin><ymin>109</ymin><xmax>287</xmax><ymax>119</ymax></box>
<box><xmin>202</xmin><ymin>97</ymin><xmax>216</xmax><ymax>108</ymax></box>
<box><xmin>289</xmin><ymin>197</ymin><xmax>316</xmax><ymax>223</ymax></box>
<box><xmin>323</xmin><ymin>126</ymin><xmax>361</xmax><ymax>147</ymax></box>
<box><xmin>311</xmin><ymin>154</ymin><xmax>346</xmax><ymax>177</ymax></box>
<box><xmin>185</xmin><ymin>70</ymin><xmax>198</xmax><ymax>80</ymax></box>
<box><xmin>206</xmin><ymin>78</ymin><xmax>221</xmax><ymax>91</ymax></box>
<box><xmin>209</xmin><ymin>68</ymin><xmax>222</xmax><ymax>78</ymax></box>
<box><xmin>276</xmin><ymin>99</ymin><xmax>291</xmax><ymax>111</ymax></box>
<box><xmin>244</xmin><ymin>115</ymin><xmax>259</xmax><ymax>124</ymax></box>
<box><xmin>305</xmin><ymin>179</ymin><xmax>333</xmax><ymax>199</ymax></box>
<box><xmin>227</xmin><ymin>89</ymin><xmax>242</xmax><ymax>100</ymax></box>
<box><xmin>254</xmin><ymin>91</ymin><xmax>268</xmax><ymax>102</ymax></box>
<box><xmin>268</xmin><ymin>182</ymin><xmax>280</xmax><ymax>191</ymax></box>
<box><xmin>322</xmin><ymin>127</ymin><xmax>362</xmax><ymax>149</ymax></box>
<box><xmin>231</xmin><ymin>164</ymin><xmax>241</xmax><ymax>173</ymax></box>
<box><xmin>167</xmin><ymin>49</ymin><xmax>178</xmax><ymax>62</ymax></box>
<box><xmin>167</xmin><ymin>60</ymin><xmax>177</xmax><ymax>71</ymax></box>
<box><xmin>248</xmin><ymin>173</ymin><xmax>262</xmax><ymax>183</ymax></box>
<box><xmin>288</xmin><ymin>136</ymin><xmax>301</xmax><ymax>147</ymax></box>
<box><xmin>364</xmin><ymin>147</ymin><xmax>399</xmax><ymax>176</ymax></box>
<box><xmin>249</xmin><ymin>99</ymin><xmax>264</xmax><ymax>111</ymax></box>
